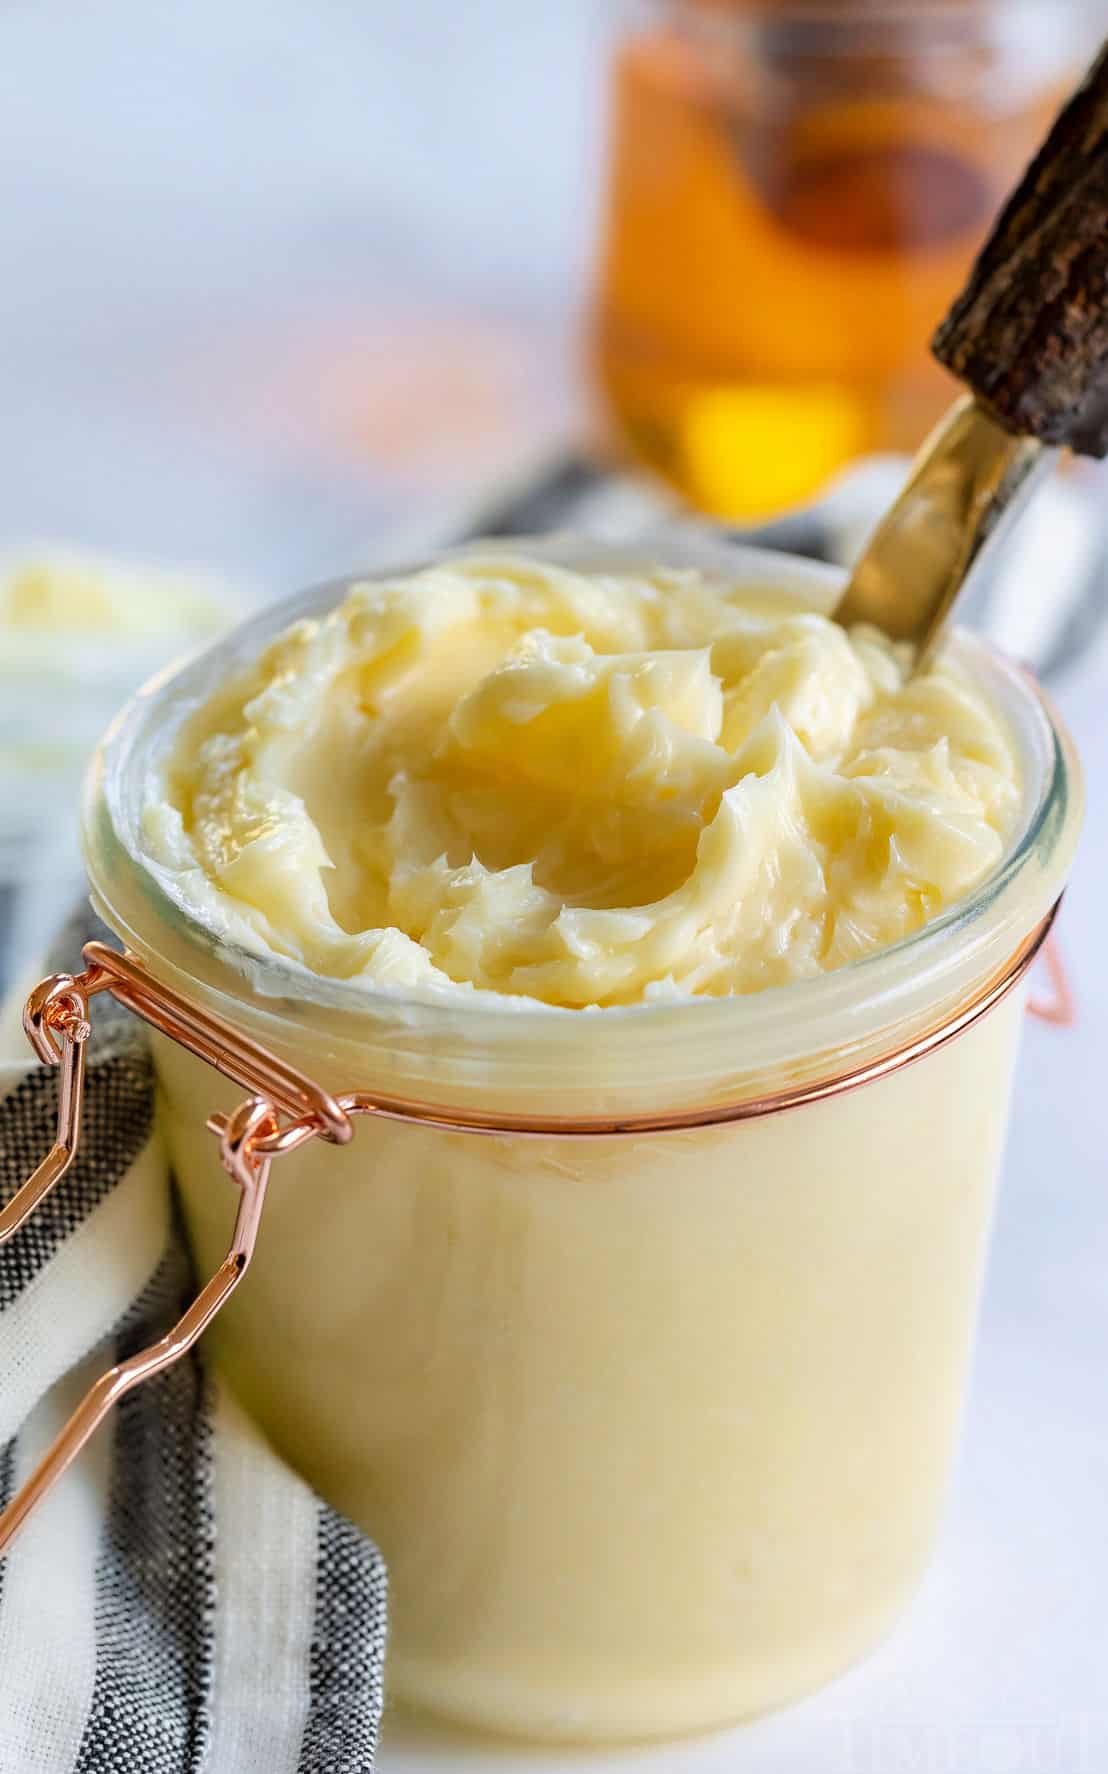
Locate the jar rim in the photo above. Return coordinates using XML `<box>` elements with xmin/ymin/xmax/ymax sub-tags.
<box><xmin>82</xmin><ymin>536</ymin><xmax>1083</xmax><ymax>1113</ymax></box>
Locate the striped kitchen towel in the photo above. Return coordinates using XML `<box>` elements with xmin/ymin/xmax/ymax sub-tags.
<box><xmin>0</xmin><ymin>911</ymin><xmax>387</xmax><ymax>1773</ymax></box>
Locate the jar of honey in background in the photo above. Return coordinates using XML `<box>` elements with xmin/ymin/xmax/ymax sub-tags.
<box><xmin>589</xmin><ymin>0</ymin><xmax>1103</xmax><ymax>520</ymax></box>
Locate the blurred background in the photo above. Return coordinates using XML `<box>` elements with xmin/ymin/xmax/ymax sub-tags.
<box><xmin>1</xmin><ymin>0</ymin><xmax>1107</xmax><ymax>975</ymax></box>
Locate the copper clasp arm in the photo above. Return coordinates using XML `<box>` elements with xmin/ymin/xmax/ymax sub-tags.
<box><xmin>0</xmin><ymin>945</ymin><xmax>347</xmax><ymax>1555</ymax></box>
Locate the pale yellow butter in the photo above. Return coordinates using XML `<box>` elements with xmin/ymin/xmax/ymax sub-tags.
<box><xmin>131</xmin><ymin>551</ymin><xmax>1058</xmax><ymax>1741</ymax></box>
<box><xmin>145</xmin><ymin>553</ymin><xmax>1018</xmax><ymax>1005</ymax></box>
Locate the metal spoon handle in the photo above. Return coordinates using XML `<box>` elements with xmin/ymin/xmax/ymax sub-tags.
<box><xmin>834</xmin><ymin>397</ymin><xmax>1054</xmax><ymax>652</ymax></box>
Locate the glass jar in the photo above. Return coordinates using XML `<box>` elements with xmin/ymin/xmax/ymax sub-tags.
<box><xmin>82</xmin><ymin>537</ymin><xmax>1082</xmax><ymax>1742</ymax></box>
<box><xmin>589</xmin><ymin>0</ymin><xmax>1103</xmax><ymax>520</ymax></box>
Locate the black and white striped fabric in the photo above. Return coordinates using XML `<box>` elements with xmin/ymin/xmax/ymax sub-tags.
<box><xmin>0</xmin><ymin>914</ymin><xmax>387</xmax><ymax>1772</ymax></box>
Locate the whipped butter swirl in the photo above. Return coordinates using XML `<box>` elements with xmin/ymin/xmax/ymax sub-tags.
<box><xmin>143</xmin><ymin>555</ymin><xmax>1020</xmax><ymax>1007</ymax></box>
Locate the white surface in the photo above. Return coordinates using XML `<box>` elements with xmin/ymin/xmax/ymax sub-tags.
<box><xmin>0</xmin><ymin>0</ymin><xmax>608</xmax><ymax>587</ymax></box>
<box><xmin>377</xmin><ymin>649</ymin><xmax>1108</xmax><ymax>1771</ymax></box>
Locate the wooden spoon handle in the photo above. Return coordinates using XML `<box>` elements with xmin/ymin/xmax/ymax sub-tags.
<box><xmin>932</xmin><ymin>39</ymin><xmax>1108</xmax><ymax>458</ymax></box>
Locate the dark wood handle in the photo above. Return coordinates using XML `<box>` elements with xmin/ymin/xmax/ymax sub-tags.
<box><xmin>932</xmin><ymin>39</ymin><xmax>1108</xmax><ymax>458</ymax></box>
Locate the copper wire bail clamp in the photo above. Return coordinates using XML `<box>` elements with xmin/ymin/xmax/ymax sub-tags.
<box><xmin>0</xmin><ymin>915</ymin><xmax>1073</xmax><ymax>1554</ymax></box>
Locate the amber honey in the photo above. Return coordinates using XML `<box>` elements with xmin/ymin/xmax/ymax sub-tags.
<box><xmin>589</xmin><ymin>2</ymin><xmax>1081</xmax><ymax>518</ymax></box>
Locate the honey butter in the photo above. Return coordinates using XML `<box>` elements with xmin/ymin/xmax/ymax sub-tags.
<box><xmin>87</xmin><ymin>543</ymin><xmax>1079</xmax><ymax>1744</ymax></box>
<box><xmin>142</xmin><ymin>553</ymin><xmax>1019</xmax><ymax>1003</ymax></box>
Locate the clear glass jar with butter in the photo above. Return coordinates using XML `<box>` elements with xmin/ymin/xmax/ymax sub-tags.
<box><xmin>82</xmin><ymin>537</ymin><xmax>1082</xmax><ymax>1743</ymax></box>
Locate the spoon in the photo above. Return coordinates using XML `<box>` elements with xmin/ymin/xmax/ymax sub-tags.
<box><xmin>834</xmin><ymin>38</ymin><xmax>1108</xmax><ymax>662</ymax></box>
